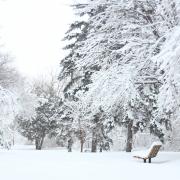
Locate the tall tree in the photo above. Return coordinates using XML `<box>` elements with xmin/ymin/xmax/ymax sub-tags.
<box><xmin>59</xmin><ymin>0</ymin><xmax>180</xmax><ymax>152</ymax></box>
<box><xmin>0</xmin><ymin>53</ymin><xmax>21</xmax><ymax>148</ymax></box>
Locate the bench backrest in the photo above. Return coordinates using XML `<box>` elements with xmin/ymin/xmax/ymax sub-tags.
<box><xmin>148</xmin><ymin>145</ymin><xmax>161</xmax><ymax>158</ymax></box>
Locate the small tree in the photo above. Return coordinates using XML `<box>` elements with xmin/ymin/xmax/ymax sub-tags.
<box><xmin>16</xmin><ymin>78</ymin><xmax>60</xmax><ymax>150</ymax></box>
<box><xmin>16</xmin><ymin>111</ymin><xmax>58</xmax><ymax>150</ymax></box>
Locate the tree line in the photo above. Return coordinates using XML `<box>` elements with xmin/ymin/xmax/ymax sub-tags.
<box><xmin>1</xmin><ymin>0</ymin><xmax>180</xmax><ymax>152</ymax></box>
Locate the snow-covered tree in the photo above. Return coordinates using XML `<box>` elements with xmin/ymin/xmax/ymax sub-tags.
<box><xmin>59</xmin><ymin>0</ymin><xmax>180</xmax><ymax>152</ymax></box>
<box><xmin>153</xmin><ymin>25</ymin><xmax>180</xmax><ymax>149</ymax></box>
<box><xmin>0</xmin><ymin>52</ymin><xmax>21</xmax><ymax>149</ymax></box>
<box><xmin>16</xmin><ymin>78</ymin><xmax>61</xmax><ymax>150</ymax></box>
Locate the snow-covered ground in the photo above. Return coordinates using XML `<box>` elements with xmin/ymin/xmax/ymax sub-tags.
<box><xmin>0</xmin><ymin>145</ymin><xmax>179</xmax><ymax>180</ymax></box>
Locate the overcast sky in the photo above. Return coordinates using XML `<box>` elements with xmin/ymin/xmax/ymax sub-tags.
<box><xmin>0</xmin><ymin>0</ymin><xmax>75</xmax><ymax>77</ymax></box>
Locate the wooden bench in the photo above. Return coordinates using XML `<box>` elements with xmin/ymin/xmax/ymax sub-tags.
<box><xmin>133</xmin><ymin>142</ymin><xmax>162</xmax><ymax>163</ymax></box>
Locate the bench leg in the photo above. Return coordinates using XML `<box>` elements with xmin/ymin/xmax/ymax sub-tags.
<box><xmin>144</xmin><ymin>159</ymin><xmax>146</xmax><ymax>163</ymax></box>
<box><xmin>149</xmin><ymin>158</ymin><xmax>151</xmax><ymax>163</ymax></box>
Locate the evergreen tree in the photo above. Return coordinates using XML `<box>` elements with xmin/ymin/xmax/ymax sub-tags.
<box><xmin>16</xmin><ymin>79</ymin><xmax>60</xmax><ymax>150</ymax></box>
<box><xmin>59</xmin><ymin>0</ymin><xmax>180</xmax><ymax>152</ymax></box>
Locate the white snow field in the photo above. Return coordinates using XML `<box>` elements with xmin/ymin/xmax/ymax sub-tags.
<box><xmin>0</xmin><ymin>145</ymin><xmax>179</xmax><ymax>180</ymax></box>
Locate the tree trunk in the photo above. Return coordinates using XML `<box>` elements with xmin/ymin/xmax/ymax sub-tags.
<box><xmin>35</xmin><ymin>136</ymin><xmax>45</xmax><ymax>150</ymax></box>
<box><xmin>91</xmin><ymin>131</ymin><xmax>97</xmax><ymax>152</ymax></box>
<box><xmin>80</xmin><ymin>129</ymin><xmax>85</xmax><ymax>152</ymax></box>
<box><xmin>35</xmin><ymin>138</ymin><xmax>40</xmax><ymax>150</ymax></box>
<box><xmin>99</xmin><ymin>147</ymin><xmax>102</xmax><ymax>152</ymax></box>
<box><xmin>67</xmin><ymin>138</ymin><xmax>73</xmax><ymax>152</ymax></box>
<box><xmin>126</xmin><ymin>120</ymin><xmax>133</xmax><ymax>152</ymax></box>
<box><xmin>91</xmin><ymin>139</ymin><xmax>97</xmax><ymax>152</ymax></box>
<box><xmin>12</xmin><ymin>135</ymin><xmax>15</xmax><ymax>146</ymax></box>
<box><xmin>80</xmin><ymin>140</ymin><xmax>84</xmax><ymax>153</ymax></box>
<box><xmin>99</xmin><ymin>141</ymin><xmax>103</xmax><ymax>152</ymax></box>
<box><xmin>39</xmin><ymin>135</ymin><xmax>45</xmax><ymax>150</ymax></box>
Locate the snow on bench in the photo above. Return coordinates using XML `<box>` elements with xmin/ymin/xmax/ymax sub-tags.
<box><xmin>132</xmin><ymin>141</ymin><xmax>162</xmax><ymax>163</ymax></box>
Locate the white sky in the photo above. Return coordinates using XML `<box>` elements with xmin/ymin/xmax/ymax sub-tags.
<box><xmin>0</xmin><ymin>0</ymin><xmax>75</xmax><ymax>77</ymax></box>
